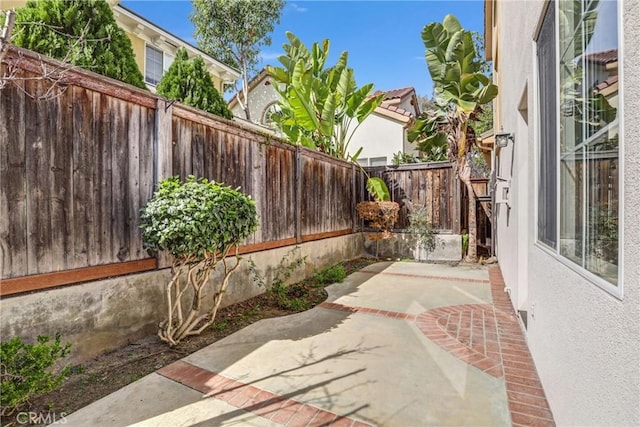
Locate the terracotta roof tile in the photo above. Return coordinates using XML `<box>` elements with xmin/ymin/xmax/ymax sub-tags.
<box><xmin>379</xmin><ymin>102</ymin><xmax>413</xmax><ymax>117</ymax></box>
<box><xmin>595</xmin><ymin>75</ymin><xmax>618</xmax><ymax>91</ymax></box>
<box><xmin>584</xmin><ymin>49</ymin><xmax>618</xmax><ymax>65</ymax></box>
<box><xmin>373</xmin><ymin>86</ymin><xmax>414</xmax><ymax>101</ymax></box>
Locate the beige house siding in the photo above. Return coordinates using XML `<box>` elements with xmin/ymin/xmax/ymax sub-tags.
<box><xmin>2</xmin><ymin>0</ymin><xmax>238</xmax><ymax>93</ymax></box>
<box><xmin>126</xmin><ymin>31</ymin><xmax>146</xmax><ymax>78</ymax></box>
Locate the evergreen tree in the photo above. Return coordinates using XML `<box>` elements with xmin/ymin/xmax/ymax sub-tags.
<box><xmin>192</xmin><ymin>0</ymin><xmax>284</xmax><ymax>121</ymax></box>
<box><xmin>12</xmin><ymin>0</ymin><xmax>146</xmax><ymax>89</ymax></box>
<box><xmin>156</xmin><ymin>48</ymin><xmax>232</xmax><ymax>119</ymax></box>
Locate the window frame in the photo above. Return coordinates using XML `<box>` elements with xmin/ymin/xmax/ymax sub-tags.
<box><xmin>144</xmin><ymin>44</ymin><xmax>165</xmax><ymax>87</ymax></box>
<box><xmin>533</xmin><ymin>0</ymin><xmax>624</xmax><ymax>298</ymax></box>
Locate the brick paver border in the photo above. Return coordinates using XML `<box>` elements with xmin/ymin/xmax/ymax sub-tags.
<box><xmin>156</xmin><ymin>266</ymin><xmax>554</xmax><ymax>427</ymax></box>
<box><xmin>488</xmin><ymin>267</ymin><xmax>556</xmax><ymax>427</ymax></box>
<box><xmin>157</xmin><ymin>360</ymin><xmax>373</xmax><ymax>427</ymax></box>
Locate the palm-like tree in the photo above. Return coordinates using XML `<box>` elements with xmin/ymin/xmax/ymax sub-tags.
<box><xmin>409</xmin><ymin>15</ymin><xmax>497</xmax><ymax>262</ymax></box>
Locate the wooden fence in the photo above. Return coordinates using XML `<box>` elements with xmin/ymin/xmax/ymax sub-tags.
<box><xmin>364</xmin><ymin>162</ymin><xmax>463</xmax><ymax>232</ymax></box>
<box><xmin>0</xmin><ymin>47</ymin><xmax>361</xmax><ymax>296</ymax></box>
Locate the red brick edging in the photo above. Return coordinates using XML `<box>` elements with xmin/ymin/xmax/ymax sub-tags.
<box><xmin>157</xmin><ymin>360</ymin><xmax>373</xmax><ymax>427</ymax></box>
<box><xmin>488</xmin><ymin>267</ymin><xmax>556</xmax><ymax>427</ymax></box>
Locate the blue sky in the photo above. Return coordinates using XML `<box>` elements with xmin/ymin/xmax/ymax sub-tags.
<box><xmin>121</xmin><ymin>1</ymin><xmax>486</xmax><ymax>97</ymax></box>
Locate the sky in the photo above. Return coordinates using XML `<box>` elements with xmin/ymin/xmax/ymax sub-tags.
<box><xmin>121</xmin><ymin>0</ymin><xmax>486</xmax><ymax>98</ymax></box>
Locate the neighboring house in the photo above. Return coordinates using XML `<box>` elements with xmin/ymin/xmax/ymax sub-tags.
<box><xmin>485</xmin><ymin>0</ymin><xmax>638</xmax><ymax>425</ymax></box>
<box><xmin>111</xmin><ymin>2</ymin><xmax>239</xmax><ymax>92</ymax></box>
<box><xmin>3</xmin><ymin>0</ymin><xmax>240</xmax><ymax>92</ymax></box>
<box><xmin>347</xmin><ymin>87</ymin><xmax>421</xmax><ymax>166</ymax></box>
<box><xmin>228</xmin><ymin>68</ymin><xmax>281</xmax><ymax>133</ymax></box>
<box><xmin>228</xmin><ymin>71</ymin><xmax>420</xmax><ymax>164</ymax></box>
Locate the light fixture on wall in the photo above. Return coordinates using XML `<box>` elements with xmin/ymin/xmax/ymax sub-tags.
<box><xmin>495</xmin><ymin>130</ymin><xmax>515</xmax><ymax>148</ymax></box>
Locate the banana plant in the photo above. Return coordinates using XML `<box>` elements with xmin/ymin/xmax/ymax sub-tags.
<box><xmin>409</xmin><ymin>14</ymin><xmax>498</xmax><ymax>262</ymax></box>
<box><xmin>267</xmin><ymin>32</ymin><xmax>384</xmax><ymax>161</ymax></box>
<box><xmin>267</xmin><ymin>32</ymin><xmax>388</xmax><ymax>202</ymax></box>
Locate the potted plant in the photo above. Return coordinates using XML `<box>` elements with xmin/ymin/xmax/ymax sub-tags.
<box><xmin>356</xmin><ymin>176</ymin><xmax>399</xmax><ymax>240</ymax></box>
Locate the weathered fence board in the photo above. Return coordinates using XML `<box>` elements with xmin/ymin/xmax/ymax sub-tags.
<box><xmin>364</xmin><ymin>163</ymin><xmax>461</xmax><ymax>232</ymax></box>
<box><xmin>1</xmin><ymin>47</ymin><xmax>362</xmax><ymax>290</ymax></box>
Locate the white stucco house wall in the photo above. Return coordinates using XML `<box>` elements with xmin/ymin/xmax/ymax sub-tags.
<box><xmin>228</xmin><ymin>71</ymin><xmax>420</xmax><ymax>164</ymax></box>
<box><xmin>485</xmin><ymin>0</ymin><xmax>639</xmax><ymax>425</ymax></box>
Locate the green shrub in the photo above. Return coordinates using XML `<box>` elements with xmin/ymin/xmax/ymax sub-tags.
<box><xmin>0</xmin><ymin>334</ymin><xmax>71</xmax><ymax>416</ymax></box>
<box><xmin>140</xmin><ymin>176</ymin><xmax>258</xmax><ymax>346</ymax></box>
<box><xmin>13</xmin><ymin>0</ymin><xmax>146</xmax><ymax>89</ymax></box>
<box><xmin>313</xmin><ymin>264</ymin><xmax>346</xmax><ymax>285</ymax></box>
<box><xmin>141</xmin><ymin>176</ymin><xmax>258</xmax><ymax>259</ymax></box>
<box><xmin>407</xmin><ymin>206</ymin><xmax>437</xmax><ymax>253</ymax></box>
<box><xmin>156</xmin><ymin>48</ymin><xmax>233</xmax><ymax>119</ymax></box>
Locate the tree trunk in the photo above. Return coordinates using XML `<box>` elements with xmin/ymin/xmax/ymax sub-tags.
<box><xmin>462</xmin><ymin>176</ymin><xmax>477</xmax><ymax>262</ymax></box>
<box><xmin>241</xmin><ymin>64</ymin><xmax>251</xmax><ymax>122</ymax></box>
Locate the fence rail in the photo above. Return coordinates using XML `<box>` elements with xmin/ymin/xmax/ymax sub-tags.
<box><xmin>0</xmin><ymin>47</ymin><xmax>362</xmax><ymax>295</ymax></box>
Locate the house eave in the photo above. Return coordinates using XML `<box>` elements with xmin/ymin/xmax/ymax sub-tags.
<box><xmin>113</xmin><ymin>4</ymin><xmax>240</xmax><ymax>80</ymax></box>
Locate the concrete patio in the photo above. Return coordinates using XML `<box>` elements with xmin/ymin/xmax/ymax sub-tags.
<box><xmin>62</xmin><ymin>262</ymin><xmax>555</xmax><ymax>427</ymax></box>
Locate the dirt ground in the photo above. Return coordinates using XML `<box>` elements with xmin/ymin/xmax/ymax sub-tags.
<box><xmin>17</xmin><ymin>258</ymin><xmax>378</xmax><ymax>422</ymax></box>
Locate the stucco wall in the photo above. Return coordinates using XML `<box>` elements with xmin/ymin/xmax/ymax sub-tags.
<box><xmin>347</xmin><ymin>113</ymin><xmax>405</xmax><ymax>164</ymax></box>
<box><xmin>0</xmin><ymin>234</ymin><xmax>363</xmax><ymax>364</ymax></box>
<box><xmin>126</xmin><ymin>31</ymin><xmax>146</xmax><ymax>77</ymax></box>
<box><xmin>230</xmin><ymin>74</ymin><xmax>280</xmax><ymax>124</ymax></box>
<box><xmin>494</xmin><ymin>1</ymin><xmax>640</xmax><ymax>425</ymax></box>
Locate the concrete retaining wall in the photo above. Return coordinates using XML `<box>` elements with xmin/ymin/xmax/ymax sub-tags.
<box><xmin>0</xmin><ymin>234</ymin><xmax>363</xmax><ymax>364</ymax></box>
<box><xmin>362</xmin><ymin>233</ymin><xmax>462</xmax><ymax>262</ymax></box>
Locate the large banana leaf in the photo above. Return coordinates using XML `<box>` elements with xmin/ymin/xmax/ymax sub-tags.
<box><xmin>319</xmin><ymin>92</ymin><xmax>336</xmax><ymax>137</ymax></box>
<box><xmin>366</xmin><ymin>177</ymin><xmax>391</xmax><ymax>202</ymax></box>
<box><xmin>442</xmin><ymin>14</ymin><xmax>462</xmax><ymax>35</ymax></box>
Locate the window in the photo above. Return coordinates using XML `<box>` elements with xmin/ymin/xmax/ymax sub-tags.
<box><xmin>536</xmin><ymin>2</ymin><xmax>557</xmax><ymax>249</ymax></box>
<box><xmin>357</xmin><ymin>158</ymin><xmax>369</xmax><ymax>166</ymax></box>
<box><xmin>262</xmin><ymin>102</ymin><xmax>281</xmax><ymax>128</ymax></box>
<box><xmin>537</xmin><ymin>0</ymin><xmax>620</xmax><ymax>289</ymax></box>
<box><xmin>370</xmin><ymin>157</ymin><xmax>387</xmax><ymax>167</ymax></box>
<box><xmin>145</xmin><ymin>45</ymin><xmax>164</xmax><ymax>86</ymax></box>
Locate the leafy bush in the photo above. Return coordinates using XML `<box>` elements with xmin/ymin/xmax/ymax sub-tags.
<box><xmin>140</xmin><ymin>176</ymin><xmax>258</xmax><ymax>345</ymax></box>
<box><xmin>0</xmin><ymin>334</ymin><xmax>71</xmax><ymax>416</ymax></box>
<box><xmin>13</xmin><ymin>0</ymin><xmax>146</xmax><ymax>89</ymax></box>
<box><xmin>407</xmin><ymin>206</ymin><xmax>437</xmax><ymax>253</ymax></box>
<box><xmin>141</xmin><ymin>176</ymin><xmax>257</xmax><ymax>259</ymax></box>
<box><xmin>156</xmin><ymin>48</ymin><xmax>233</xmax><ymax>119</ymax></box>
<box><xmin>313</xmin><ymin>264</ymin><xmax>346</xmax><ymax>285</ymax></box>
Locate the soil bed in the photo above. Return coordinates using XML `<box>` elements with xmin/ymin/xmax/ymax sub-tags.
<box><xmin>19</xmin><ymin>257</ymin><xmax>378</xmax><ymax>421</ymax></box>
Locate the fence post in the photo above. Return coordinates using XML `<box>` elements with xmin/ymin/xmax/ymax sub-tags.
<box><xmin>294</xmin><ymin>145</ymin><xmax>302</xmax><ymax>243</ymax></box>
<box><xmin>154</xmin><ymin>98</ymin><xmax>173</xmax><ymax>268</ymax></box>
<box><xmin>452</xmin><ymin>172</ymin><xmax>462</xmax><ymax>234</ymax></box>
<box><xmin>351</xmin><ymin>163</ymin><xmax>358</xmax><ymax>233</ymax></box>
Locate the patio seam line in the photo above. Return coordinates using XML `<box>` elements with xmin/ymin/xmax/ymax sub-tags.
<box><xmin>356</xmin><ymin>269</ymin><xmax>491</xmax><ymax>283</ymax></box>
<box><xmin>156</xmin><ymin>360</ymin><xmax>374</xmax><ymax>427</ymax></box>
<box><xmin>488</xmin><ymin>266</ymin><xmax>556</xmax><ymax>427</ymax></box>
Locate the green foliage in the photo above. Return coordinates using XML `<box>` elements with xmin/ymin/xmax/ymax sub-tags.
<box><xmin>409</xmin><ymin>14</ymin><xmax>498</xmax><ymax>161</ymax></box>
<box><xmin>156</xmin><ymin>48</ymin><xmax>232</xmax><ymax>119</ymax></box>
<box><xmin>366</xmin><ymin>177</ymin><xmax>390</xmax><ymax>202</ymax></box>
<box><xmin>248</xmin><ymin>247</ymin><xmax>309</xmax><ymax>311</ymax></box>
<box><xmin>392</xmin><ymin>151</ymin><xmax>419</xmax><ymax>166</ymax></box>
<box><xmin>12</xmin><ymin>0</ymin><xmax>145</xmax><ymax>89</ymax></box>
<box><xmin>407</xmin><ymin>206</ymin><xmax>437</xmax><ymax>253</ymax></box>
<box><xmin>462</xmin><ymin>232</ymin><xmax>469</xmax><ymax>256</ymax></box>
<box><xmin>313</xmin><ymin>264</ymin><xmax>346</xmax><ymax>285</ymax></box>
<box><xmin>267</xmin><ymin>32</ymin><xmax>385</xmax><ymax>159</ymax></box>
<box><xmin>0</xmin><ymin>334</ymin><xmax>71</xmax><ymax>416</ymax></box>
<box><xmin>140</xmin><ymin>176</ymin><xmax>258</xmax><ymax>260</ymax></box>
<box><xmin>192</xmin><ymin>0</ymin><xmax>284</xmax><ymax>120</ymax></box>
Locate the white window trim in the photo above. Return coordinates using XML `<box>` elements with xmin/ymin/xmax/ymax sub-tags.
<box><xmin>532</xmin><ymin>0</ymin><xmax>624</xmax><ymax>299</ymax></box>
<box><xmin>144</xmin><ymin>43</ymin><xmax>164</xmax><ymax>87</ymax></box>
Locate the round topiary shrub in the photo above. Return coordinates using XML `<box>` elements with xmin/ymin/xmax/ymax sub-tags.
<box><xmin>140</xmin><ymin>176</ymin><xmax>258</xmax><ymax>346</ymax></box>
